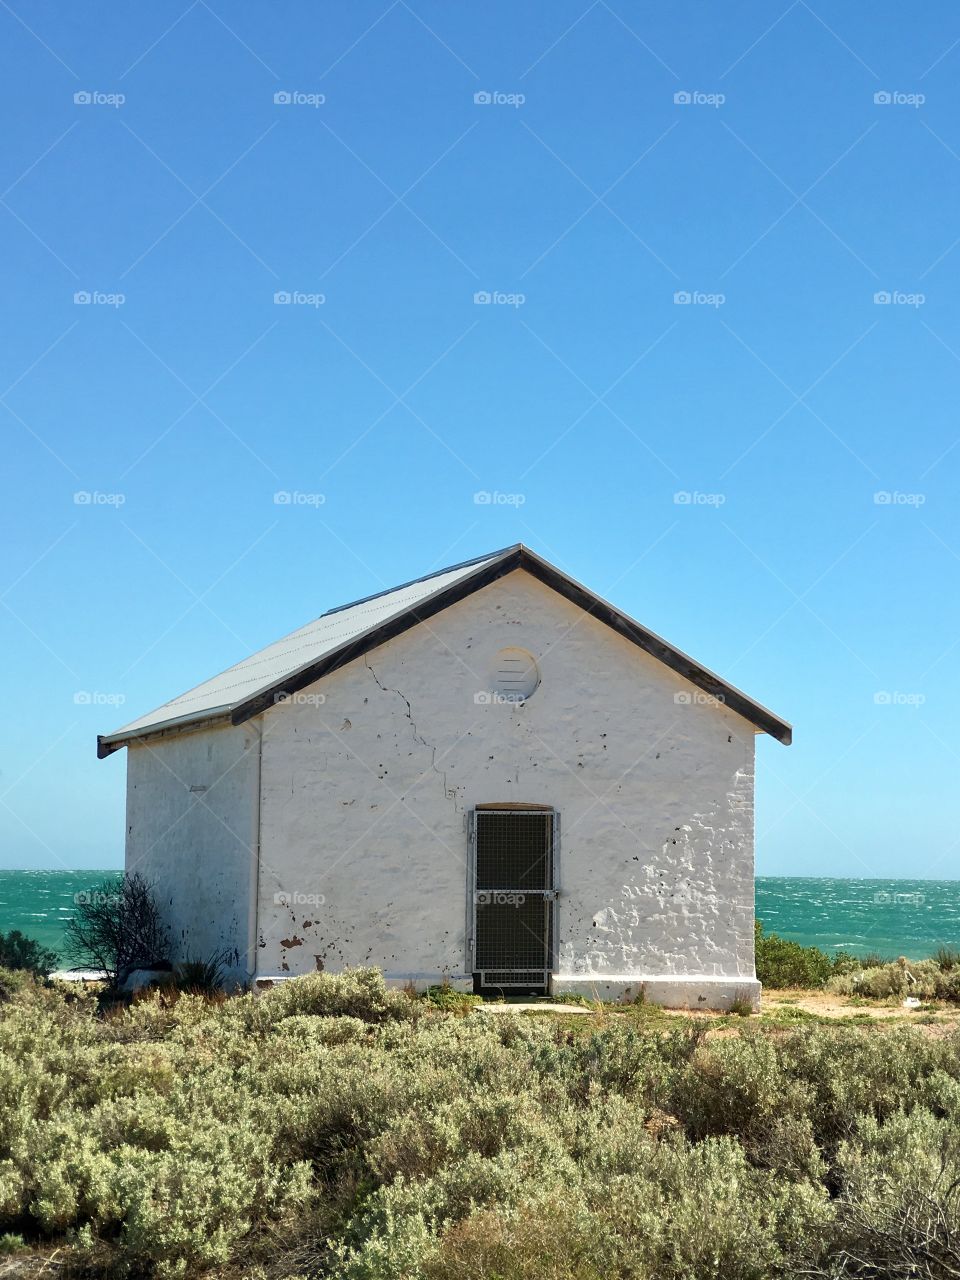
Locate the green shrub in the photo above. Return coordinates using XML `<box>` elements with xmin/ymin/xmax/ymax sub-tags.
<box><xmin>551</xmin><ymin>992</ymin><xmax>598</xmax><ymax>1008</ymax></box>
<box><xmin>727</xmin><ymin>995</ymin><xmax>754</xmax><ymax>1017</ymax></box>
<box><xmin>175</xmin><ymin>951</ymin><xmax>229</xmax><ymax>995</ymax></box>
<box><xmin>0</xmin><ymin>930</ymin><xmax>59</xmax><ymax>976</ymax></box>
<box><xmin>0</xmin><ymin>966</ymin><xmax>959</xmax><ymax>1278</ymax></box>
<box><xmin>0</xmin><ymin>965</ymin><xmax>36</xmax><ymax>1002</ymax></box>
<box><xmin>829</xmin><ymin>950</ymin><xmax>864</xmax><ymax>977</ymax></box>
<box><xmin>858</xmin><ymin>951</ymin><xmax>892</xmax><ymax>969</ymax></box>
<box><xmin>819</xmin><ymin>1108</ymin><xmax>960</xmax><ymax>1277</ymax></box>
<box><xmin>827</xmin><ymin>957</ymin><xmax>960</xmax><ymax>1002</ymax></box>
<box><xmin>935</xmin><ymin>967</ymin><xmax>960</xmax><ymax>1003</ymax></box>
<box><xmin>421</xmin><ymin>983</ymin><xmax>482</xmax><ymax>1013</ymax></box>
<box><xmin>670</xmin><ymin>1031</ymin><xmax>824</xmax><ymax>1180</ymax></box>
<box><xmin>934</xmin><ymin>945</ymin><xmax>960</xmax><ymax>971</ymax></box>
<box><xmin>258</xmin><ymin>967</ymin><xmax>415</xmax><ymax>1023</ymax></box>
<box><xmin>755</xmin><ymin>920</ymin><xmax>835</xmax><ymax>988</ymax></box>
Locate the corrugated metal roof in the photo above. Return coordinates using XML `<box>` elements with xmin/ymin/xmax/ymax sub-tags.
<box><xmin>99</xmin><ymin>543</ymin><xmax>792</xmax><ymax>753</ymax></box>
<box><xmin>100</xmin><ymin>547</ymin><xmax>514</xmax><ymax>747</ymax></box>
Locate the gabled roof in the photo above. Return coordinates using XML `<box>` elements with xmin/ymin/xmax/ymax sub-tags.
<box><xmin>98</xmin><ymin>544</ymin><xmax>791</xmax><ymax>756</ymax></box>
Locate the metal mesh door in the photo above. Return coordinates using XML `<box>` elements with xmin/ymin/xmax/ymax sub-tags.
<box><xmin>471</xmin><ymin>809</ymin><xmax>555</xmax><ymax>992</ymax></box>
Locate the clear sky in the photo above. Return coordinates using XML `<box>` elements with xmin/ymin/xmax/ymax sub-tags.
<box><xmin>2</xmin><ymin>2</ymin><xmax>958</xmax><ymax>877</ymax></box>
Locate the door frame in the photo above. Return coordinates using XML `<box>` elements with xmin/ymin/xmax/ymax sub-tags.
<box><xmin>466</xmin><ymin>806</ymin><xmax>560</xmax><ymax>991</ymax></box>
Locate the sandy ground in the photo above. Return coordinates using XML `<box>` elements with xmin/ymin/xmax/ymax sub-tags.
<box><xmin>760</xmin><ymin>988</ymin><xmax>960</xmax><ymax>1022</ymax></box>
<box><xmin>479</xmin><ymin>990</ymin><xmax>960</xmax><ymax>1027</ymax></box>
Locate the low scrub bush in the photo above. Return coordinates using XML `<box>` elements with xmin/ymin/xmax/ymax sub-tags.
<box><xmin>827</xmin><ymin>956</ymin><xmax>960</xmax><ymax>1003</ymax></box>
<box><xmin>756</xmin><ymin>920</ymin><xmax>960</xmax><ymax>1004</ymax></box>
<box><xmin>728</xmin><ymin>994</ymin><xmax>755</xmax><ymax>1017</ymax></box>
<box><xmin>857</xmin><ymin>950</ymin><xmax>892</xmax><ymax>969</ymax></box>
<box><xmin>934</xmin><ymin>945</ymin><xmax>960</xmax><ymax>971</ymax></box>
<box><xmin>0</xmin><ymin>966</ymin><xmax>36</xmax><ymax>1003</ymax></box>
<box><xmin>821</xmin><ymin>1107</ymin><xmax>960</xmax><ymax>1276</ymax></box>
<box><xmin>257</xmin><ymin>967</ymin><xmax>416</xmax><ymax>1023</ymax></box>
<box><xmin>174</xmin><ymin>951</ymin><xmax>229</xmax><ymax>995</ymax></box>
<box><xmin>64</xmin><ymin>872</ymin><xmax>170</xmax><ymax>988</ymax></box>
<box><xmin>755</xmin><ymin>920</ymin><xmax>837</xmax><ymax>988</ymax></box>
<box><xmin>1</xmin><ymin>965</ymin><xmax>960</xmax><ymax>1278</ymax></box>
<box><xmin>753</xmin><ymin>921</ymin><xmax>960</xmax><ymax>996</ymax></box>
<box><xmin>0</xmin><ymin>931</ymin><xmax>59</xmax><ymax>977</ymax></box>
<box><xmin>421</xmin><ymin>983</ymin><xmax>482</xmax><ymax>1013</ymax></box>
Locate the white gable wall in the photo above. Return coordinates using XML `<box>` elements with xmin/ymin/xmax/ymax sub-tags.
<box><xmin>254</xmin><ymin>571</ymin><xmax>758</xmax><ymax>1004</ymax></box>
<box><xmin>125</xmin><ymin>724</ymin><xmax>260</xmax><ymax>983</ymax></box>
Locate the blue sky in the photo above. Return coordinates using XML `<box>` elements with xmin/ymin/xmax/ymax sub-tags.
<box><xmin>2</xmin><ymin>1</ymin><xmax>959</xmax><ymax>877</ymax></box>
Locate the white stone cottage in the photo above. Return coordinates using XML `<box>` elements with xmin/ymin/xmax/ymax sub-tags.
<box><xmin>99</xmin><ymin>545</ymin><xmax>790</xmax><ymax>1007</ymax></box>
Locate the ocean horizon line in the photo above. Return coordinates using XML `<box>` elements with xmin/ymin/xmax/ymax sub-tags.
<box><xmin>2</xmin><ymin>868</ymin><xmax>960</xmax><ymax>881</ymax></box>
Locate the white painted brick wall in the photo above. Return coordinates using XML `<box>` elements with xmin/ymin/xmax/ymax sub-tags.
<box><xmin>125</xmin><ymin>724</ymin><xmax>259</xmax><ymax>982</ymax></box>
<box><xmin>253</xmin><ymin>572</ymin><xmax>758</xmax><ymax>989</ymax></box>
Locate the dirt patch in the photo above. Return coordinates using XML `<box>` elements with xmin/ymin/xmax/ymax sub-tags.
<box><xmin>482</xmin><ymin>989</ymin><xmax>960</xmax><ymax>1034</ymax></box>
<box><xmin>761</xmin><ymin>988</ymin><xmax>959</xmax><ymax>1021</ymax></box>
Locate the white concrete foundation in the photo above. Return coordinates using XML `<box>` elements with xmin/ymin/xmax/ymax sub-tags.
<box><xmin>382</xmin><ymin>972</ymin><xmax>475</xmax><ymax>993</ymax></box>
<box><xmin>551</xmin><ymin>974</ymin><xmax>762</xmax><ymax>1011</ymax></box>
<box><xmin>257</xmin><ymin>971</ymin><xmax>475</xmax><ymax>993</ymax></box>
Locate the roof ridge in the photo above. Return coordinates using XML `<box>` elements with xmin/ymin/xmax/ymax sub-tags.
<box><xmin>321</xmin><ymin>544</ymin><xmax>519</xmax><ymax>616</ymax></box>
<box><xmin>98</xmin><ymin>544</ymin><xmax>792</xmax><ymax>756</ymax></box>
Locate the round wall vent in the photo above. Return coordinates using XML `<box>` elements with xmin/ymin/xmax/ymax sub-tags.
<box><xmin>492</xmin><ymin>647</ymin><xmax>540</xmax><ymax>702</ymax></box>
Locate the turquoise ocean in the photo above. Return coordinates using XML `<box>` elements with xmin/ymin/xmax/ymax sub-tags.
<box><xmin>0</xmin><ymin>871</ymin><xmax>958</xmax><ymax>964</ymax></box>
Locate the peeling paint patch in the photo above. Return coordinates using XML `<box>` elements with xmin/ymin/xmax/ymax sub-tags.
<box><xmin>280</xmin><ymin>936</ymin><xmax>303</xmax><ymax>948</ymax></box>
